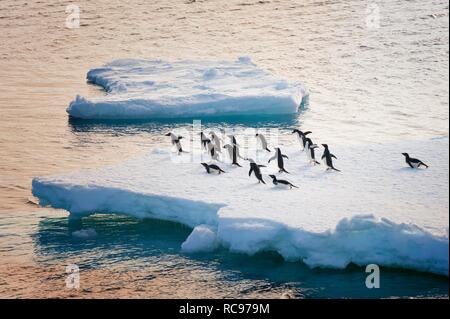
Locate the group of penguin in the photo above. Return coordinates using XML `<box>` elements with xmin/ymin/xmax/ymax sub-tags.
<box><xmin>165</xmin><ymin>129</ymin><xmax>345</xmax><ymax>190</ymax></box>
<box><xmin>166</xmin><ymin>129</ymin><xmax>430</xmax><ymax>189</ymax></box>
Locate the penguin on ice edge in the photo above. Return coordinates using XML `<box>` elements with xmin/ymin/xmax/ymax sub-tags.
<box><xmin>268</xmin><ymin>175</ymin><xmax>298</xmax><ymax>189</ymax></box>
<box><xmin>201</xmin><ymin>163</ymin><xmax>226</xmax><ymax>174</ymax></box>
<box><xmin>247</xmin><ymin>158</ymin><xmax>266</xmax><ymax>184</ymax></box>
<box><xmin>402</xmin><ymin>153</ymin><xmax>429</xmax><ymax>169</ymax></box>
<box><xmin>268</xmin><ymin>147</ymin><xmax>289</xmax><ymax>173</ymax></box>
<box><xmin>321</xmin><ymin>144</ymin><xmax>340</xmax><ymax>172</ymax></box>
<box><xmin>292</xmin><ymin>129</ymin><xmax>312</xmax><ymax>150</ymax></box>
<box><xmin>255</xmin><ymin>133</ymin><xmax>271</xmax><ymax>152</ymax></box>
<box><xmin>165</xmin><ymin>132</ymin><xmax>183</xmax><ymax>145</ymax></box>
<box><xmin>200</xmin><ymin>132</ymin><xmax>210</xmax><ymax>150</ymax></box>
<box><xmin>304</xmin><ymin>138</ymin><xmax>320</xmax><ymax>165</ymax></box>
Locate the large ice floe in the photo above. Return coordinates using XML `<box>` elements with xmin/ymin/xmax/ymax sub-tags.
<box><xmin>32</xmin><ymin>135</ymin><xmax>449</xmax><ymax>276</ymax></box>
<box><xmin>67</xmin><ymin>57</ymin><xmax>308</xmax><ymax>119</ymax></box>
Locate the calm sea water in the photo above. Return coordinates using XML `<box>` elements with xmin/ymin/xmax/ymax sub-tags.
<box><xmin>0</xmin><ymin>0</ymin><xmax>448</xmax><ymax>298</ymax></box>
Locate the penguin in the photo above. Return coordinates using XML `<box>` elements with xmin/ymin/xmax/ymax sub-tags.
<box><xmin>206</xmin><ymin>140</ymin><xmax>219</xmax><ymax>161</ymax></box>
<box><xmin>268</xmin><ymin>147</ymin><xmax>289</xmax><ymax>173</ymax></box>
<box><xmin>200</xmin><ymin>132</ymin><xmax>210</xmax><ymax>150</ymax></box>
<box><xmin>402</xmin><ymin>153</ymin><xmax>429</xmax><ymax>169</ymax></box>
<box><xmin>223</xmin><ymin>144</ymin><xmax>234</xmax><ymax>161</ymax></box>
<box><xmin>255</xmin><ymin>133</ymin><xmax>271</xmax><ymax>152</ymax></box>
<box><xmin>321</xmin><ymin>144</ymin><xmax>340</xmax><ymax>172</ymax></box>
<box><xmin>228</xmin><ymin>135</ymin><xmax>239</xmax><ymax>146</ymax></box>
<box><xmin>292</xmin><ymin>129</ymin><xmax>312</xmax><ymax>150</ymax></box>
<box><xmin>306</xmin><ymin>142</ymin><xmax>320</xmax><ymax>165</ymax></box>
<box><xmin>165</xmin><ymin>132</ymin><xmax>183</xmax><ymax>145</ymax></box>
<box><xmin>223</xmin><ymin>144</ymin><xmax>242</xmax><ymax>167</ymax></box>
<box><xmin>247</xmin><ymin>158</ymin><xmax>266</xmax><ymax>184</ymax></box>
<box><xmin>268</xmin><ymin>175</ymin><xmax>298</xmax><ymax>189</ymax></box>
<box><xmin>173</xmin><ymin>138</ymin><xmax>187</xmax><ymax>155</ymax></box>
<box><xmin>209</xmin><ymin>131</ymin><xmax>222</xmax><ymax>153</ymax></box>
<box><xmin>201</xmin><ymin>163</ymin><xmax>225</xmax><ymax>174</ymax></box>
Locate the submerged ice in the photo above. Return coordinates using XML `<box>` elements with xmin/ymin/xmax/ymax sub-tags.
<box><xmin>67</xmin><ymin>57</ymin><xmax>308</xmax><ymax>120</ymax></box>
<box><xmin>32</xmin><ymin>136</ymin><xmax>449</xmax><ymax>276</ymax></box>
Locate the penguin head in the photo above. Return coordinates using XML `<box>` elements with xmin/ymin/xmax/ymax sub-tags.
<box><xmin>246</xmin><ymin>158</ymin><xmax>255</xmax><ymax>163</ymax></box>
<box><xmin>322</xmin><ymin>144</ymin><xmax>328</xmax><ymax>148</ymax></box>
<box><xmin>200</xmin><ymin>163</ymin><xmax>208</xmax><ymax>168</ymax></box>
<box><xmin>402</xmin><ymin>153</ymin><xmax>409</xmax><ymax>158</ymax></box>
<box><xmin>292</xmin><ymin>129</ymin><xmax>299</xmax><ymax>134</ymax></box>
<box><xmin>165</xmin><ymin>132</ymin><xmax>172</xmax><ymax>136</ymax></box>
<box><xmin>269</xmin><ymin>175</ymin><xmax>276</xmax><ymax>180</ymax></box>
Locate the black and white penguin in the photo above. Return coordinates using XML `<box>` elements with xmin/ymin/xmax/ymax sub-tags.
<box><xmin>321</xmin><ymin>144</ymin><xmax>340</xmax><ymax>172</ymax></box>
<box><xmin>206</xmin><ymin>140</ymin><xmax>219</xmax><ymax>161</ymax></box>
<box><xmin>268</xmin><ymin>147</ymin><xmax>289</xmax><ymax>173</ymax></box>
<box><xmin>209</xmin><ymin>131</ymin><xmax>222</xmax><ymax>153</ymax></box>
<box><xmin>200</xmin><ymin>132</ymin><xmax>210</xmax><ymax>150</ymax></box>
<box><xmin>201</xmin><ymin>163</ymin><xmax>225</xmax><ymax>174</ymax></box>
<box><xmin>228</xmin><ymin>135</ymin><xmax>239</xmax><ymax>146</ymax></box>
<box><xmin>402</xmin><ymin>153</ymin><xmax>429</xmax><ymax>169</ymax></box>
<box><xmin>255</xmin><ymin>133</ymin><xmax>271</xmax><ymax>152</ymax></box>
<box><xmin>268</xmin><ymin>175</ymin><xmax>298</xmax><ymax>189</ymax></box>
<box><xmin>173</xmin><ymin>138</ymin><xmax>187</xmax><ymax>155</ymax></box>
<box><xmin>165</xmin><ymin>132</ymin><xmax>183</xmax><ymax>145</ymax></box>
<box><xmin>306</xmin><ymin>142</ymin><xmax>320</xmax><ymax>165</ymax></box>
<box><xmin>292</xmin><ymin>129</ymin><xmax>312</xmax><ymax>150</ymax></box>
<box><xmin>247</xmin><ymin>158</ymin><xmax>266</xmax><ymax>184</ymax></box>
<box><xmin>223</xmin><ymin>144</ymin><xmax>242</xmax><ymax>167</ymax></box>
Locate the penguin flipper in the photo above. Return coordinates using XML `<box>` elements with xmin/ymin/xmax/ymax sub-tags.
<box><xmin>249</xmin><ymin>167</ymin><xmax>254</xmax><ymax>177</ymax></box>
<box><xmin>331</xmin><ymin>154</ymin><xmax>337</xmax><ymax>159</ymax></box>
<box><xmin>266</xmin><ymin>147</ymin><xmax>271</xmax><ymax>152</ymax></box>
<box><xmin>282</xmin><ymin>155</ymin><xmax>289</xmax><ymax>159</ymax></box>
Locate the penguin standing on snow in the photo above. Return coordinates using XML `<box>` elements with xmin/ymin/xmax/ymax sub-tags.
<box><xmin>268</xmin><ymin>148</ymin><xmax>289</xmax><ymax>173</ymax></box>
<box><xmin>206</xmin><ymin>140</ymin><xmax>219</xmax><ymax>161</ymax></box>
<box><xmin>268</xmin><ymin>175</ymin><xmax>298</xmax><ymax>189</ymax></box>
<box><xmin>255</xmin><ymin>133</ymin><xmax>271</xmax><ymax>152</ymax></box>
<box><xmin>165</xmin><ymin>132</ymin><xmax>183</xmax><ymax>145</ymax></box>
<box><xmin>200</xmin><ymin>132</ymin><xmax>210</xmax><ymax>150</ymax></box>
<box><xmin>402</xmin><ymin>153</ymin><xmax>429</xmax><ymax>169</ymax></box>
<box><xmin>247</xmin><ymin>158</ymin><xmax>266</xmax><ymax>184</ymax></box>
<box><xmin>201</xmin><ymin>163</ymin><xmax>225</xmax><ymax>174</ymax></box>
<box><xmin>173</xmin><ymin>138</ymin><xmax>187</xmax><ymax>155</ymax></box>
<box><xmin>228</xmin><ymin>135</ymin><xmax>239</xmax><ymax>147</ymax></box>
<box><xmin>304</xmin><ymin>137</ymin><xmax>320</xmax><ymax>165</ymax></box>
<box><xmin>223</xmin><ymin>142</ymin><xmax>243</xmax><ymax>167</ymax></box>
<box><xmin>209</xmin><ymin>131</ymin><xmax>222</xmax><ymax>153</ymax></box>
<box><xmin>306</xmin><ymin>142</ymin><xmax>320</xmax><ymax>165</ymax></box>
<box><xmin>292</xmin><ymin>129</ymin><xmax>312</xmax><ymax>150</ymax></box>
<box><xmin>321</xmin><ymin>144</ymin><xmax>340</xmax><ymax>172</ymax></box>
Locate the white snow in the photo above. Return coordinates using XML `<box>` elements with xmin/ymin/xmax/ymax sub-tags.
<box><xmin>67</xmin><ymin>58</ymin><xmax>307</xmax><ymax>119</ymax></box>
<box><xmin>32</xmin><ymin>136</ymin><xmax>449</xmax><ymax>276</ymax></box>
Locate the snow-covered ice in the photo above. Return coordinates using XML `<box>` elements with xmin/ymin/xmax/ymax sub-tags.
<box><xmin>67</xmin><ymin>58</ymin><xmax>308</xmax><ymax>119</ymax></box>
<box><xmin>32</xmin><ymin>136</ymin><xmax>449</xmax><ymax>276</ymax></box>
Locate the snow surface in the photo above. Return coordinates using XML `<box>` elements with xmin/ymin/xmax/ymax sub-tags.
<box><xmin>32</xmin><ymin>136</ymin><xmax>449</xmax><ymax>276</ymax></box>
<box><xmin>67</xmin><ymin>58</ymin><xmax>307</xmax><ymax>119</ymax></box>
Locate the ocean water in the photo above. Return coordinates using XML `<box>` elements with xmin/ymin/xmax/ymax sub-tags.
<box><xmin>0</xmin><ymin>0</ymin><xmax>448</xmax><ymax>298</ymax></box>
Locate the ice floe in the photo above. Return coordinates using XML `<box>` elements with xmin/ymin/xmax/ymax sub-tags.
<box><xmin>32</xmin><ymin>136</ymin><xmax>449</xmax><ymax>275</ymax></box>
<box><xmin>67</xmin><ymin>58</ymin><xmax>308</xmax><ymax>119</ymax></box>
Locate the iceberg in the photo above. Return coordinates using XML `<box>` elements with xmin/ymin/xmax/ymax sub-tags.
<box><xmin>32</xmin><ymin>137</ymin><xmax>449</xmax><ymax>276</ymax></box>
<box><xmin>67</xmin><ymin>58</ymin><xmax>308</xmax><ymax>120</ymax></box>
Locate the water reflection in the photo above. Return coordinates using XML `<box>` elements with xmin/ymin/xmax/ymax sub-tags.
<box><xmin>32</xmin><ymin>214</ymin><xmax>449</xmax><ymax>298</ymax></box>
<box><xmin>68</xmin><ymin>113</ymin><xmax>303</xmax><ymax>136</ymax></box>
